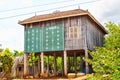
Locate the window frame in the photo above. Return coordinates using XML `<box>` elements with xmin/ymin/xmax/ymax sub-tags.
<box><xmin>69</xmin><ymin>26</ymin><xmax>79</xmax><ymax>39</ymax></box>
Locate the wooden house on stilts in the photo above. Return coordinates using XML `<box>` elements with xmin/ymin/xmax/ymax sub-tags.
<box><xmin>18</xmin><ymin>9</ymin><xmax>107</xmax><ymax>78</ymax></box>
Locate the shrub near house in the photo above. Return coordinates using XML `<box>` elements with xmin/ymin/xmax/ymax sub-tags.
<box><xmin>0</xmin><ymin>48</ymin><xmax>13</xmax><ymax>79</ymax></box>
<box><xmin>86</xmin><ymin>22</ymin><xmax>120</xmax><ymax>80</ymax></box>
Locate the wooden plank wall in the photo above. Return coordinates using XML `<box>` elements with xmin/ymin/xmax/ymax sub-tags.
<box><xmin>62</xmin><ymin>16</ymin><xmax>85</xmax><ymax>50</ymax></box>
<box><xmin>86</xmin><ymin>16</ymin><xmax>105</xmax><ymax>50</ymax></box>
<box><xmin>25</xmin><ymin>15</ymin><xmax>105</xmax><ymax>51</ymax></box>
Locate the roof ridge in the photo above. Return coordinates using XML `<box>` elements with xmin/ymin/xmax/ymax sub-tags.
<box><xmin>18</xmin><ymin>9</ymin><xmax>88</xmax><ymax>24</ymax></box>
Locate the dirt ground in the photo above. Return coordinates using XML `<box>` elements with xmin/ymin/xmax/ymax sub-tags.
<box><xmin>12</xmin><ymin>76</ymin><xmax>86</xmax><ymax>80</ymax></box>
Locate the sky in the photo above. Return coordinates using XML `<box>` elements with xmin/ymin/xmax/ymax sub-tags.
<box><xmin>0</xmin><ymin>0</ymin><xmax>119</xmax><ymax>51</ymax></box>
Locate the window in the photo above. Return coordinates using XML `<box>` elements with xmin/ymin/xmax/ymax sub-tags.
<box><xmin>69</xmin><ymin>27</ymin><xmax>74</xmax><ymax>39</ymax></box>
<box><xmin>69</xmin><ymin>26</ymin><xmax>79</xmax><ymax>39</ymax></box>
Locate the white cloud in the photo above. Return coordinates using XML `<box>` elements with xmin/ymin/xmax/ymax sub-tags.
<box><xmin>19</xmin><ymin>0</ymin><xmax>33</xmax><ymax>7</ymax></box>
<box><xmin>0</xmin><ymin>27</ymin><xmax>24</xmax><ymax>51</ymax></box>
<box><xmin>0</xmin><ymin>0</ymin><xmax>33</xmax><ymax>51</ymax></box>
<box><xmin>0</xmin><ymin>0</ymin><xmax>8</xmax><ymax>6</ymax></box>
<box><xmin>0</xmin><ymin>0</ymin><xmax>33</xmax><ymax>10</ymax></box>
<box><xmin>89</xmin><ymin>0</ymin><xmax>120</xmax><ymax>23</ymax></box>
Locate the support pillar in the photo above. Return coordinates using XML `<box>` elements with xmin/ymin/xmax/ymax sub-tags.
<box><xmin>62</xmin><ymin>55</ymin><xmax>64</xmax><ymax>76</ymax></box>
<box><xmin>41</xmin><ymin>52</ymin><xmax>44</xmax><ymax>78</ymax></box>
<box><xmin>68</xmin><ymin>56</ymin><xmax>70</xmax><ymax>72</ymax></box>
<box><xmin>38</xmin><ymin>54</ymin><xmax>40</xmax><ymax>77</ymax></box>
<box><xmin>84</xmin><ymin>22</ymin><xmax>89</xmax><ymax>74</ymax></box>
<box><xmin>33</xmin><ymin>63</ymin><xmax>36</xmax><ymax>77</ymax></box>
<box><xmin>71</xmin><ymin>56</ymin><xmax>74</xmax><ymax>71</ymax></box>
<box><xmin>47</xmin><ymin>56</ymin><xmax>49</xmax><ymax>77</ymax></box>
<box><xmin>85</xmin><ymin>49</ymin><xmax>89</xmax><ymax>74</ymax></box>
<box><xmin>64</xmin><ymin>50</ymin><xmax>67</xmax><ymax>76</ymax></box>
<box><xmin>74</xmin><ymin>52</ymin><xmax>77</xmax><ymax>77</ymax></box>
<box><xmin>54</xmin><ymin>53</ymin><xmax>57</xmax><ymax>76</ymax></box>
<box><xmin>24</xmin><ymin>53</ymin><xmax>29</xmax><ymax>77</ymax></box>
<box><xmin>80</xmin><ymin>54</ymin><xmax>84</xmax><ymax>72</ymax></box>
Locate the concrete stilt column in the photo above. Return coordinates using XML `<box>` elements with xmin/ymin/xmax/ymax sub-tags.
<box><xmin>41</xmin><ymin>52</ymin><xmax>44</xmax><ymax>78</ymax></box>
<box><xmin>54</xmin><ymin>53</ymin><xmax>57</xmax><ymax>76</ymax></box>
<box><xmin>64</xmin><ymin>50</ymin><xmax>67</xmax><ymax>76</ymax></box>
<box><xmin>38</xmin><ymin>54</ymin><xmax>40</xmax><ymax>77</ymax></box>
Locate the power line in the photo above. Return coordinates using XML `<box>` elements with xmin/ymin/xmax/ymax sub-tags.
<box><xmin>0</xmin><ymin>0</ymin><xmax>101</xmax><ymax>20</ymax></box>
<box><xmin>0</xmin><ymin>0</ymin><xmax>74</xmax><ymax>13</ymax></box>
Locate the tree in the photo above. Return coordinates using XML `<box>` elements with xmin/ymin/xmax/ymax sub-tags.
<box><xmin>28</xmin><ymin>53</ymin><xmax>38</xmax><ymax>67</ymax></box>
<box><xmin>86</xmin><ymin>22</ymin><xmax>120</xmax><ymax>80</ymax></box>
<box><xmin>13</xmin><ymin>50</ymin><xmax>23</xmax><ymax>57</ymax></box>
<box><xmin>0</xmin><ymin>48</ymin><xmax>13</xmax><ymax>79</ymax></box>
<box><xmin>28</xmin><ymin>53</ymin><xmax>38</xmax><ymax>77</ymax></box>
<box><xmin>104</xmin><ymin>22</ymin><xmax>120</xmax><ymax>48</ymax></box>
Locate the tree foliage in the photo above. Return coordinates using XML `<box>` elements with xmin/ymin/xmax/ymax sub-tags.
<box><xmin>104</xmin><ymin>22</ymin><xmax>120</xmax><ymax>48</ymax></box>
<box><xmin>13</xmin><ymin>50</ymin><xmax>23</xmax><ymax>57</ymax></box>
<box><xmin>28</xmin><ymin>53</ymin><xmax>38</xmax><ymax>66</ymax></box>
<box><xmin>86</xmin><ymin>22</ymin><xmax>120</xmax><ymax>80</ymax></box>
<box><xmin>0</xmin><ymin>48</ymin><xmax>13</xmax><ymax>79</ymax></box>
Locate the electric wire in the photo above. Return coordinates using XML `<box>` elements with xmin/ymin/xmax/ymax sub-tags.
<box><xmin>0</xmin><ymin>0</ymin><xmax>101</xmax><ymax>20</ymax></box>
<box><xmin>0</xmin><ymin>0</ymin><xmax>74</xmax><ymax>13</ymax></box>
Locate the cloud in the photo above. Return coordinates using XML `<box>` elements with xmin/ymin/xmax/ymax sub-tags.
<box><xmin>0</xmin><ymin>0</ymin><xmax>33</xmax><ymax>51</ymax></box>
<box><xmin>100</xmin><ymin>0</ymin><xmax>120</xmax><ymax>18</ymax></box>
<box><xmin>89</xmin><ymin>0</ymin><xmax>120</xmax><ymax>23</ymax></box>
<box><xmin>0</xmin><ymin>27</ymin><xmax>24</xmax><ymax>51</ymax></box>
<box><xmin>0</xmin><ymin>0</ymin><xmax>33</xmax><ymax>10</ymax></box>
<box><xmin>0</xmin><ymin>0</ymin><xmax>8</xmax><ymax>6</ymax></box>
<box><xmin>19</xmin><ymin>0</ymin><xmax>33</xmax><ymax>7</ymax></box>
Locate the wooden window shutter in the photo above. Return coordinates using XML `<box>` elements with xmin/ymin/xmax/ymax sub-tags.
<box><xmin>69</xmin><ymin>26</ymin><xmax>79</xmax><ymax>39</ymax></box>
<box><xmin>74</xmin><ymin>26</ymin><xmax>78</xmax><ymax>39</ymax></box>
<box><xmin>69</xmin><ymin>27</ymin><xmax>74</xmax><ymax>39</ymax></box>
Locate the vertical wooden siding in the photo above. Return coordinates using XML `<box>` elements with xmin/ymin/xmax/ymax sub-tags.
<box><xmin>86</xmin><ymin>16</ymin><xmax>105</xmax><ymax>50</ymax></box>
<box><xmin>24</xmin><ymin>15</ymin><xmax>105</xmax><ymax>51</ymax></box>
<box><xmin>63</xmin><ymin>16</ymin><xmax>86</xmax><ymax>50</ymax></box>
